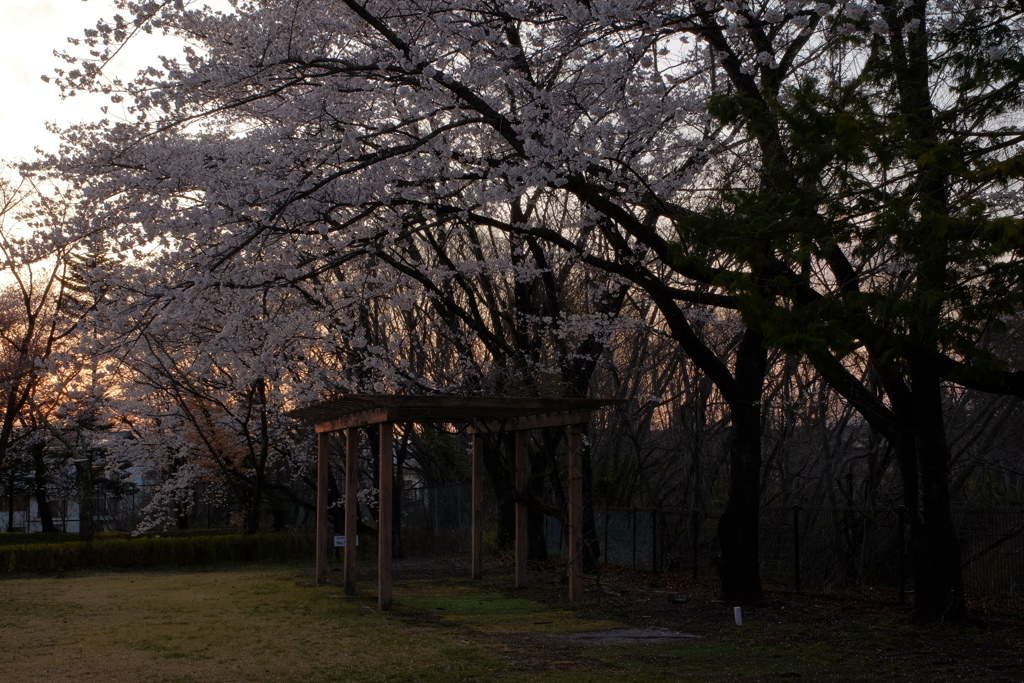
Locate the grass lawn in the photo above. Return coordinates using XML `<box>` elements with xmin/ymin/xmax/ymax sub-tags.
<box><xmin>1</xmin><ymin>561</ymin><xmax>1021</xmax><ymax>682</ymax></box>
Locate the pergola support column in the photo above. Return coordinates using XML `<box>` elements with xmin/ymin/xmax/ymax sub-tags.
<box><xmin>567</xmin><ymin>425</ymin><xmax>584</xmax><ymax>601</ymax></box>
<box><xmin>290</xmin><ymin>395</ymin><xmax>619</xmax><ymax>606</ymax></box>
<box><xmin>344</xmin><ymin>426</ymin><xmax>359</xmax><ymax>596</ymax></box>
<box><xmin>315</xmin><ymin>432</ymin><xmax>330</xmax><ymax>584</ymax></box>
<box><xmin>471</xmin><ymin>432</ymin><xmax>484</xmax><ymax>580</ymax></box>
<box><xmin>378</xmin><ymin>422</ymin><xmax>394</xmax><ymax>610</ymax></box>
<box><xmin>514</xmin><ymin>429</ymin><xmax>529</xmax><ymax>589</ymax></box>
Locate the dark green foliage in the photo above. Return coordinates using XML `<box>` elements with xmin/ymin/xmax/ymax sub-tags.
<box><xmin>670</xmin><ymin>1</ymin><xmax>1024</xmax><ymax>621</ymax></box>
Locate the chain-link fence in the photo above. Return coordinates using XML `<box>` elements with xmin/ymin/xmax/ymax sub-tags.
<box><xmin>544</xmin><ymin>507</ymin><xmax>665</xmax><ymax>572</ymax></box>
<box><xmin>398</xmin><ymin>484</ymin><xmax>472</xmax><ymax>557</ymax></box>
<box><xmin>755</xmin><ymin>505</ymin><xmax>905</xmax><ymax>594</ymax></box>
<box><xmin>18</xmin><ymin>477</ymin><xmax>1017</xmax><ymax>611</ymax></box>
<box><xmin>956</xmin><ymin>508</ymin><xmax>1024</xmax><ymax>605</ymax></box>
<box><xmin>543</xmin><ymin>504</ymin><xmax>1023</xmax><ymax>611</ymax></box>
<box><xmin>393</xmin><ymin>489</ymin><xmax>1023</xmax><ymax>611</ymax></box>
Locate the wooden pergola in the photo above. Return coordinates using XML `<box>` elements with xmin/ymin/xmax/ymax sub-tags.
<box><xmin>286</xmin><ymin>395</ymin><xmax>618</xmax><ymax>610</ymax></box>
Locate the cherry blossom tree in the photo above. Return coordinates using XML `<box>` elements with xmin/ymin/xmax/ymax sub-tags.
<box><xmin>35</xmin><ymin>0</ymin><xmax>1024</xmax><ymax>618</ymax></box>
<box><xmin>38</xmin><ymin>0</ymin><xmax>767</xmax><ymax>598</ymax></box>
<box><xmin>0</xmin><ymin>176</ymin><xmax>108</xmax><ymax>535</ymax></box>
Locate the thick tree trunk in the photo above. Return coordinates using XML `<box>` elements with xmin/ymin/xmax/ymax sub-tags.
<box><xmin>889</xmin><ymin>1</ymin><xmax>965</xmax><ymax>622</ymax></box>
<box><xmin>717</xmin><ymin>402</ymin><xmax>764</xmax><ymax>603</ymax></box>
<box><xmin>717</xmin><ymin>330</ymin><xmax>767</xmax><ymax>603</ymax></box>
<box><xmin>882</xmin><ymin>356</ymin><xmax>966</xmax><ymax>622</ymax></box>
<box><xmin>909</xmin><ymin>359</ymin><xmax>966</xmax><ymax>621</ymax></box>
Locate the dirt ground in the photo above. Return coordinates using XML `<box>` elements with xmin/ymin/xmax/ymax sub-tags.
<box><xmin>392</xmin><ymin>556</ymin><xmax>1024</xmax><ymax>682</ymax></box>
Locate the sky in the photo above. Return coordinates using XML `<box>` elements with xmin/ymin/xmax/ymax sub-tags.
<box><xmin>0</xmin><ymin>0</ymin><xmax>183</xmax><ymax>165</ymax></box>
<box><xmin>1</xmin><ymin>1</ymin><xmax>107</xmax><ymax>162</ymax></box>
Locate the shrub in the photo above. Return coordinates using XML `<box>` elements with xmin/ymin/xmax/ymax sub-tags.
<box><xmin>0</xmin><ymin>532</ymin><xmax>317</xmax><ymax>573</ymax></box>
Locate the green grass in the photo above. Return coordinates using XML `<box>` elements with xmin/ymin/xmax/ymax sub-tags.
<box><xmin>0</xmin><ymin>565</ymin><xmax>737</xmax><ymax>682</ymax></box>
<box><xmin>1</xmin><ymin>566</ymin><xmax>498</xmax><ymax>682</ymax></box>
<box><xmin>1</xmin><ymin>564</ymin><xmax>1019</xmax><ymax>682</ymax></box>
<box><xmin>399</xmin><ymin>590</ymin><xmax>551</xmax><ymax>615</ymax></box>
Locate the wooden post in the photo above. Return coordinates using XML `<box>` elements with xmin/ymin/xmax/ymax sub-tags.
<box><xmin>316</xmin><ymin>432</ymin><xmax>330</xmax><ymax>584</ymax></box>
<box><xmin>344</xmin><ymin>427</ymin><xmax>359</xmax><ymax>596</ymax></box>
<box><xmin>378</xmin><ymin>422</ymin><xmax>394</xmax><ymax>610</ymax></box>
<box><xmin>471</xmin><ymin>432</ymin><xmax>484</xmax><ymax>579</ymax></box>
<box><xmin>514</xmin><ymin>429</ymin><xmax>528</xmax><ymax>589</ymax></box>
<box><xmin>567</xmin><ymin>424</ymin><xmax>583</xmax><ymax>601</ymax></box>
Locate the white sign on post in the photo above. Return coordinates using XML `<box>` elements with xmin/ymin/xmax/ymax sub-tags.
<box><xmin>333</xmin><ymin>535</ymin><xmax>358</xmax><ymax>547</ymax></box>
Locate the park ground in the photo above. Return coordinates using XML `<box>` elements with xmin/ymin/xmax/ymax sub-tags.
<box><xmin>1</xmin><ymin>557</ymin><xmax>1022</xmax><ymax>682</ymax></box>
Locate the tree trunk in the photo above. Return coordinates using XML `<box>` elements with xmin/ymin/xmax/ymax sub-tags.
<box><xmin>908</xmin><ymin>358</ymin><xmax>966</xmax><ymax>621</ymax></box>
<box><xmin>270</xmin><ymin>496</ymin><xmax>288</xmax><ymax>531</ymax></box>
<box><xmin>581</xmin><ymin>437</ymin><xmax>601</xmax><ymax>573</ymax></box>
<box><xmin>497</xmin><ymin>496</ymin><xmax>515</xmax><ymax>551</ymax></box>
<box><xmin>76</xmin><ymin>456</ymin><xmax>95</xmax><ymax>542</ymax></box>
<box><xmin>32</xmin><ymin>443</ymin><xmax>56</xmax><ymax>533</ymax></box>
<box><xmin>392</xmin><ymin>436</ymin><xmax>405</xmax><ymax>559</ymax></box>
<box><xmin>484</xmin><ymin>433</ymin><xmax>516</xmax><ymax>551</ymax></box>
<box><xmin>244</xmin><ymin>380</ymin><xmax>271</xmax><ymax>535</ymax></box>
<box><xmin>527</xmin><ymin>504</ymin><xmax>547</xmax><ymax>561</ymax></box>
<box><xmin>716</xmin><ymin>403</ymin><xmax>764</xmax><ymax>603</ymax></box>
<box><xmin>882</xmin><ymin>354</ymin><xmax>966</xmax><ymax>622</ymax></box>
<box><xmin>6</xmin><ymin>466</ymin><xmax>14</xmax><ymax>532</ymax></box>
<box><xmin>177</xmin><ymin>505</ymin><xmax>190</xmax><ymax>530</ymax></box>
<box><xmin>526</xmin><ymin>436</ymin><xmax>549</xmax><ymax>561</ymax></box>
<box><xmin>327</xmin><ymin>465</ymin><xmax>344</xmax><ymax>542</ymax></box>
<box><xmin>717</xmin><ymin>330</ymin><xmax>767</xmax><ymax>603</ymax></box>
<box><xmin>244</xmin><ymin>478</ymin><xmax>262</xmax><ymax>534</ymax></box>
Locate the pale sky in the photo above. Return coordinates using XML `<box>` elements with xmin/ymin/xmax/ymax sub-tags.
<box><xmin>0</xmin><ymin>0</ymin><xmax>189</xmax><ymax>165</ymax></box>
<box><xmin>1</xmin><ymin>1</ymin><xmax>108</xmax><ymax>162</ymax></box>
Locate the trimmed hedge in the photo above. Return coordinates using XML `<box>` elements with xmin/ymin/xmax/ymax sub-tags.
<box><xmin>0</xmin><ymin>532</ymin><xmax>317</xmax><ymax>573</ymax></box>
